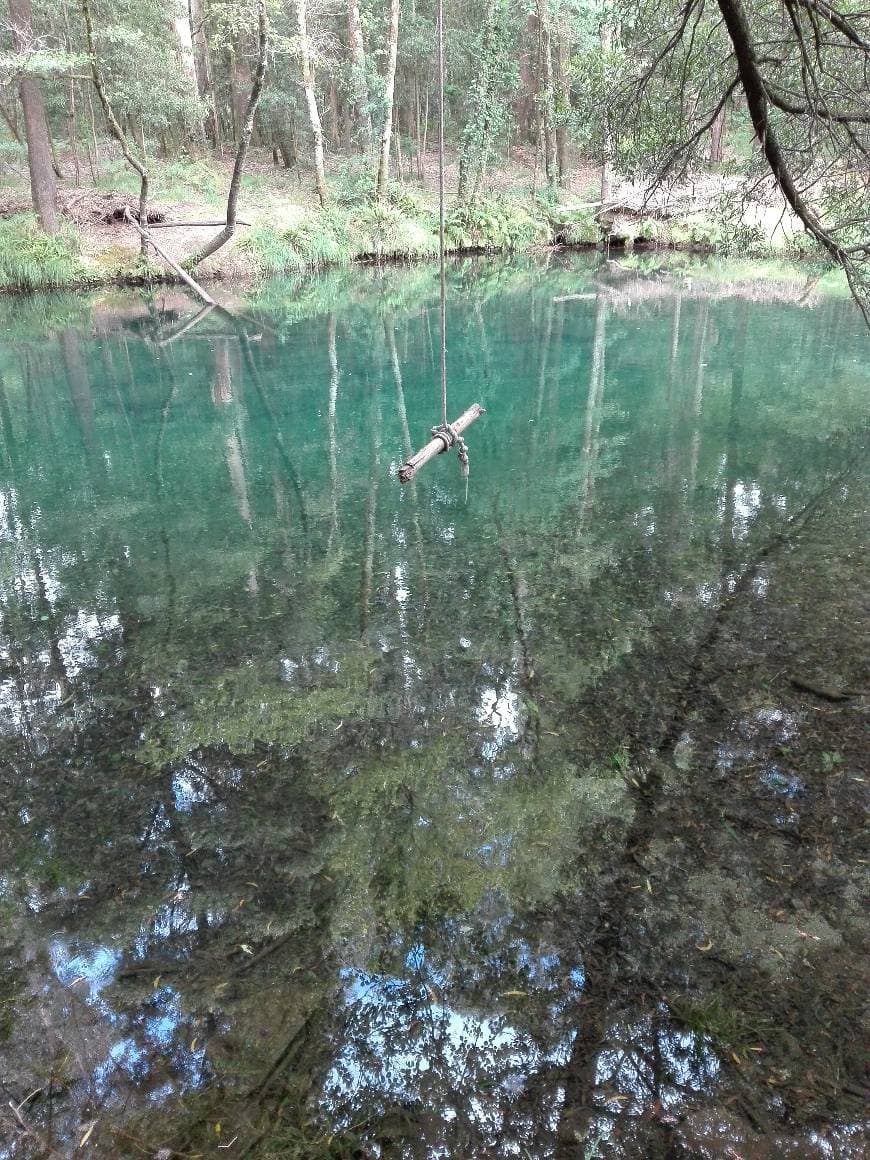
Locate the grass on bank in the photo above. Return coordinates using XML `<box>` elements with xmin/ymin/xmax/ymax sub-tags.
<box><xmin>0</xmin><ymin>161</ymin><xmax>832</xmax><ymax>291</ymax></box>
<box><xmin>239</xmin><ymin>185</ymin><xmax>604</xmax><ymax>275</ymax></box>
<box><xmin>0</xmin><ymin>214</ymin><xmax>87</xmax><ymax>291</ymax></box>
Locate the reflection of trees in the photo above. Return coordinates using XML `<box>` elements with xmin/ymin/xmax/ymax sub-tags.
<box><xmin>0</xmin><ymin>265</ymin><xmax>867</xmax><ymax>1154</ymax></box>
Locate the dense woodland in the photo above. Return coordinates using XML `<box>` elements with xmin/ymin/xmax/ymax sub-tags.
<box><xmin>0</xmin><ymin>1</ymin><xmax>868</xmax><ymax>303</ymax></box>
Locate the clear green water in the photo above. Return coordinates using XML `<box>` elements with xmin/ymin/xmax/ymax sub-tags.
<box><xmin>0</xmin><ymin>254</ymin><xmax>867</xmax><ymax>1157</ymax></box>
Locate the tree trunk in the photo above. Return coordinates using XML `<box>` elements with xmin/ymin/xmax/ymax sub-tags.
<box><xmin>82</xmin><ymin>0</ymin><xmax>149</xmax><ymax>257</ymax></box>
<box><xmin>86</xmin><ymin>84</ymin><xmax>100</xmax><ymax>177</ymax></box>
<box><xmin>537</xmin><ymin>4</ymin><xmax>557</xmax><ymax>190</ymax></box>
<box><xmin>599</xmin><ymin>15</ymin><xmax>613</xmax><ymax>210</ymax></box>
<box><xmin>709</xmin><ymin>104</ymin><xmax>726</xmax><ymax>163</ymax></box>
<box><xmin>554</xmin><ymin>31</ymin><xmax>569</xmax><ymax>185</ymax></box>
<box><xmin>376</xmin><ymin>0</ymin><xmax>401</xmax><ymax>200</ymax></box>
<box><xmin>346</xmin><ymin>0</ymin><xmax>373</xmax><ymax>151</ymax></box>
<box><xmin>187</xmin><ymin>0</ymin><xmax>269</xmax><ymax>267</ymax></box>
<box><xmin>230</xmin><ymin>44</ymin><xmax>250</xmax><ymax>143</ymax></box>
<box><xmin>189</xmin><ymin>0</ymin><xmax>219</xmax><ymax>149</ymax></box>
<box><xmin>458</xmin><ymin>0</ymin><xmax>496</xmax><ymax>204</ymax></box>
<box><xmin>172</xmin><ymin>14</ymin><xmax>205</xmax><ymax>150</ymax></box>
<box><xmin>68</xmin><ymin>79</ymin><xmax>81</xmax><ymax>186</ymax></box>
<box><xmin>515</xmin><ymin>13</ymin><xmax>539</xmax><ymax>143</ymax></box>
<box><xmin>295</xmin><ymin>0</ymin><xmax>328</xmax><ymax>207</ymax></box>
<box><xmin>9</xmin><ymin>0</ymin><xmax>58</xmax><ymax>234</ymax></box>
<box><xmin>328</xmin><ymin>78</ymin><xmax>341</xmax><ymax>151</ymax></box>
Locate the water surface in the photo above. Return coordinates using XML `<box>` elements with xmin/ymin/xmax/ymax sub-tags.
<box><xmin>0</xmin><ymin>254</ymin><xmax>867</xmax><ymax>1157</ymax></box>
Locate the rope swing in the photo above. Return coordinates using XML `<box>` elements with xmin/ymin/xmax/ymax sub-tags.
<box><xmin>397</xmin><ymin>0</ymin><xmax>485</xmax><ymax>485</ymax></box>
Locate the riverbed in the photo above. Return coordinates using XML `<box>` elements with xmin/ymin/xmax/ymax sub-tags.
<box><xmin>0</xmin><ymin>253</ymin><xmax>867</xmax><ymax>1157</ymax></box>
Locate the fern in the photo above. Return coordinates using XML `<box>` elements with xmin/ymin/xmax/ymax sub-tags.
<box><xmin>0</xmin><ymin>214</ymin><xmax>86</xmax><ymax>291</ymax></box>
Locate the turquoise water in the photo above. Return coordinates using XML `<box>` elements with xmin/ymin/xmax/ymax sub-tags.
<box><xmin>0</xmin><ymin>254</ymin><xmax>867</xmax><ymax>1157</ymax></box>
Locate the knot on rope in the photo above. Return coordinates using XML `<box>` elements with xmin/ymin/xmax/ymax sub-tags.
<box><xmin>456</xmin><ymin>436</ymin><xmax>469</xmax><ymax>479</ymax></box>
<box><xmin>430</xmin><ymin>423</ymin><xmax>457</xmax><ymax>454</ymax></box>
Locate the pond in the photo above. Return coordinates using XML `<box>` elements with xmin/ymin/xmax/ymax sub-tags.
<box><xmin>0</xmin><ymin>254</ymin><xmax>867</xmax><ymax>1158</ymax></box>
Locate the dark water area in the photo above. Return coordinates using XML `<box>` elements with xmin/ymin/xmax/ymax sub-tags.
<box><xmin>0</xmin><ymin>254</ymin><xmax>867</xmax><ymax>1158</ymax></box>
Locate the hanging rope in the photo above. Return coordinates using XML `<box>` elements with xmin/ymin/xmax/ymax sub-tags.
<box><xmin>438</xmin><ymin>0</ymin><xmax>448</xmax><ymax>433</ymax></box>
<box><xmin>396</xmin><ymin>0</ymin><xmax>485</xmax><ymax>486</ymax></box>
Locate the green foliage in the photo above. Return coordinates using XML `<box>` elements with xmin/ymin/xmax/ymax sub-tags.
<box><xmin>0</xmin><ymin>214</ymin><xmax>87</xmax><ymax>291</ymax></box>
<box><xmin>445</xmin><ymin>197</ymin><xmax>551</xmax><ymax>252</ymax></box>
<box><xmin>669</xmin><ymin>991</ymin><xmax>755</xmax><ymax>1050</ymax></box>
<box><xmin>550</xmin><ymin>196</ymin><xmax>600</xmax><ymax>245</ymax></box>
<box><xmin>244</xmin><ymin>191</ymin><xmax>524</xmax><ymax>276</ymax></box>
<box><xmin>243</xmin><ymin>210</ymin><xmax>356</xmax><ymax>274</ymax></box>
<box><xmin>138</xmin><ymin>647</ymin><xmax>375</xmax><ymax>767</ymax></box>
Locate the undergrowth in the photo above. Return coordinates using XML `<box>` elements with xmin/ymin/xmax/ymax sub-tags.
<box><xmin>0</xmin><ymin>214</ymin><xmax>87</xmax><ymax>291</ymax></box>
<box><xmin>241</xmin><ymin>188</ymin><xmax>579</xmax><ymax>275</ymax></box>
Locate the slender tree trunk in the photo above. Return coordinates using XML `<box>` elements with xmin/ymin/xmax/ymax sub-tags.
<box><xmin>420</xmin><ymin>83</ymin><xmax>429</xmax><ymax>181</ymax></box>
<box><xmin>189</xmin><ymin>0</ymin><xmax>219</xmax><ymax>149</ymax></box>
<box><xmin>173</xmin><ymin>13</ymin><xmax>205</xmax><ymax>150</ymax></box>
<box><xmin>394</xmin><ymin>115</ymin><xmax>404</xmax><ymax>181</ymax></box>
<box><xmin>458</xmin><ymin>0</ymin><xmax>496</xmax><ymax>204</ymax></box>
<box><xmin>9</xmin><ymin>0</ymin><xmax>58</xmax><ymax>234</ymax></box>
<box><xmin>414</xmin><ymin>74</ymin><xmax>423</xmax><ymax>180</ymax></box>
<box><xmin>328</xmin><ymin>78</ymin><xmax>341</xmax><ymax>151</ymax></box>
<box><xmin>187</xmin><ymin>0</ymin><xmax>269</xmax><ymax>267</ymax></box>
<box><xmin>68</xmin><ymin>79</ymin><xmax>81</xmax><ymax>186</ymax></box>
<box><xmin>62</xmin><ymin>11</ymin><xmax>81</xmax><ymax>184</ymax></box>
<box><xmin>230</xmin><ymin>45</ymin><xmax>250</xmax><ymax>143</ymax></box>
<box><xmin>86</xmin><ymin>83</ymin><xmax>100</xmax><ymax>177</ymax></box>
<box><xmin>537</xmin><ymin>2</ymin><xmax>556</xmax><ymax>190</ymax></box>
<box><xmin>347</xmin><ymin>0</ymin><xmax>373</xmax><ymax>151</ymax></box>
<box><xmin>295</xmin><ymin>0</ymin><xmax>328</xmax><ymax>206</ymax></box>
<box><xmin>599</xmin><ymin>14</ymin><xmax>613</xmax><ymax>210</ymax></box>
<box><xmin>516</xmin><ymin>12</ymin><xmax>538</xmax><ymax>143</ymax></box>
<box><xmin>84</xmin><ymin>0</ymin><xmax>150</xmax><ymax>258</ymax></box>
<box><xmin>376</xmin><ymin>0</ymin><xmax>401</xmax><ymax>200</ymax></box>
<box><xmin>554</xmin><ymin>31</ymin><xmax>569</xmax><ymax>185</ymax></box>
<box><xmin>709</xmin><ymin>104</ymin><xmax>726</xmax><ymax>163</ymax></box>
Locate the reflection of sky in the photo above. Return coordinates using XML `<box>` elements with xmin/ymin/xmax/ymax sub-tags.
<box><xmin>58</xmin><ymin>610</ymin><xmax>121</xmax><ymax>676</ymax></box>
<box><xmin>594</xmin><ymin>1009</ymin><xmax>720</xmax><ymax>1117</ymax></box>
<box><xmin>51</xmin><ymin>938</ymin><xmax>122</xmax><ymax>1003</ymax></box>
<box><xmin>322</xmin><ymin>935</ymin><xmax>585</xmax><ymax>1152</ymax></box>
<box><xmin>475</xmin><ymin>654</ymin><xmax>524</xmax><ymax>760</ymax></box>
<box><xmin>49</xmin><ymin>937</ymin><xmax>207</xmax><ymax>1101</ymax></box>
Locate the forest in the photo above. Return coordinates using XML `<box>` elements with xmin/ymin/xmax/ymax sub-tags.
<box><xmin>0</xmin><ymin>1</ymin><xmax>868</xmax><ymax>306</ymax></box>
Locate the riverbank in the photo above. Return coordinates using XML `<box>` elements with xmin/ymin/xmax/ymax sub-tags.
<box><xmin>0</xmin><ymin>150</ymin><xmax>819</xmax><ymax>293</ymax></box>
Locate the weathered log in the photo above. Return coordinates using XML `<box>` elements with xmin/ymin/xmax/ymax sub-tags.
<box><xmin>123</xmin><ymin>210</ymin><xmax>215</xmax><ymax>306</ymax></box>
<box><xmin>145</xmin><ymin>218</ymin><xmax>251</xmax><ymax>229</ymax></box>
<box><xmin>397</xmin><ymin>403</ymin><xmax>485</xmax><ymax>483</ymax></box>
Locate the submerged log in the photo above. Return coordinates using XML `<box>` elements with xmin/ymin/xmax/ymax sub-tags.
<box><xmin>397</xmin><ymin>403</ymin><xmax>485</xmax><ymax>483</ymax></box>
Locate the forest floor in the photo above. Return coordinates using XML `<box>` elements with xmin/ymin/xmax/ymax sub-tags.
<box><xmin>0</xmin><ymin>145</ymin><xmax>807</xmax><ymax>290</ymax></box>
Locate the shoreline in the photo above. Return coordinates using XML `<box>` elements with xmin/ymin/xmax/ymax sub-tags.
<box><xmin>0</xmin><ymin>230</ymin><xmax>828</xmax><ymax>298</ymax></box>
<box><xmin>0</xmin><ymin>173</ymin><xmax>818</xmax><ymax>295</ymax></box>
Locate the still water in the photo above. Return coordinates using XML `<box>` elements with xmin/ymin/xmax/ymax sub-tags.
<box><xmin>0</xmin><ymin>254</ymin><xmax>867</xmax><ymax>1157</ymax></box>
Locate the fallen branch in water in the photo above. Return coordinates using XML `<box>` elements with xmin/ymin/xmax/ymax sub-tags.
<box><xmin>123</xmin><ymin>210</ymin><xmax>215</xmax><ymax>306</ymax></box>
<box><xmin>790</xmin><ymin>675</ymin><xmax>856</xmax><ymax>702</ymax></box>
